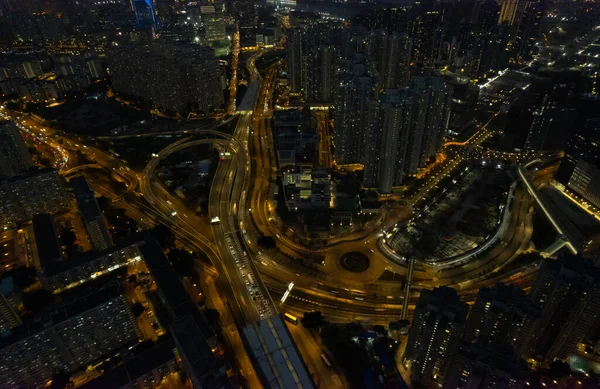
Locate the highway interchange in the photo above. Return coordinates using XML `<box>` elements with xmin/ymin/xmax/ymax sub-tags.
<box><xmin>0</xmin><ymin>51</ymin><xmax>548</xmax><ymax>323</ymax></box>
<box><xmin>0</xmin><ymin>44</ymin><xmax>560</xmax><ymax>389</ymax></box>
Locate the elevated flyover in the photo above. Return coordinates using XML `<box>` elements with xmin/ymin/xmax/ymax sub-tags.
<box><xmin>518</xmin><ymin>159</ymin><xmax>578</xmax><ymax>256</ymax></box>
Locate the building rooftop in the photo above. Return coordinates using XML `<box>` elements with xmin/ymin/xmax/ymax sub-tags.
<box><xmin>79</xmin><ymin>337</ymin><xmax>177</xmax><ymax>389</ymax></box>
<box><xmin>32</xmin><ymin>213</ymin><xmax>62</xmax><ymax>272</ymax></box>
<box><xmin>243</xmin><ymin>315</ymin><xmax>314</xmax><ymax>389</ymax></box>
<box><xmin>39</xmin><ymin>234</ymin><xmax>140</xmax><ymax>278</ymax></box>
<box><xmin>0</xmin><ymin>282</ymin><xmax>123</xmax><ymax>349</ymax></box>
<box><xmin>138</xmin><ymin>237</ymin><xmax>214</xmax><ymax>341</ymax></box>
<box><xmin>171</xmin><ymin>315</ymin><xmax>232</xmax><ymax>389</ymax></box>
<box><xmin>69</xmin><ymin>175</ymin><xmax>92</xmax><ymax>199</ymax></box>
<box><xmin>70</xmin><ymin>175</ymin><xmax>105</xmax><ymax>222</ymax></box>
<box><xmin>0</xmin><ymin>167</ymin><xmax>57</xmax><ymax>186</ymax></box>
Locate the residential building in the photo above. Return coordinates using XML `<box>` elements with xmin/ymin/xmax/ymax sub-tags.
<box><xmin>32</xmin><ymin>213</ymin><xmax>63</xmax><ymax>273</ymax></box>
<box><xmin>557</xmin><ymin>118</ymin><xmax>600</xmax><ymax>208</ymax></box>
<box><xmin>38</xmin><ymin>240</ymin><xmax>141</xmax><ymax>292</ymax></box>
<box><xmin>443</xmin><ymin>343</ymin><xmax>531</xmax><ymax>389</ymax></box>
<box><xmin>0</xmin><ymin>169</ymin><xmax>70</xmax><ymax>230</ymax></box>
<box><xmin>498</xmin><ymin>0</ymin><xmax>519</xmax><ymax>25</ymax></box>
<box><xmin>407</xmin><ymin>76</ymin><xmax>452</xmax><ymax>174</ymax></box>
<box><xmin>287</xmin><ymin>28</ymin><xmax>303</xmax><ymax>94</ymax></box>
<box><xmin>273</xmin><ymin>109</ymin><xmax>319</xmax><ymax>167</ymax></box>
<box><xmin>171</xmin><ymin>316</ymin><xmax>231</xmax><ymax>388</ymax></box>
<box><xmin>71</xmin><ymin>176</ymin><xmax>113</xmax><ymax>251</ymax></box>
<box><xmin>524</xmin><ymin>70</ymin><xmax>583</xmax><ymax>152</ymax></box>
<box><xmin>523</xmin><ymin>255</ymin><xmax>600</xmax><ymax>366</ymax></box>
<box><xmin>333</xmin><ymin>54</ymin><xmax>374</xmax><ymax>164</ymax></box>
<box><xmin>109</xmin><ymin>41</ymin><xmax>224</xmax><ymax>115</ymax></box>
<box><xmin>404</xmin><ymin>286</ymin><xmax>469</xmax><ymax>384</ymax></box>
<box><xmin>0</xmin><ymin>283</ymin><xmax>140</xmax><ymax>388</ymax></box>
<box><xmin>286</xmin><ymin>23</ymin><xmax>340</xmax><ymax>102</ymax></box>
<box><xmin>0</xmin><ymin>277</ymin><xmax>22</xmax><ymax>332</ymax></box>
<box><xmin>137</xmin><ymin>237</ymin><xmax>217</xmax><ymax>348</ymax></box>
<box><xmin>462</xmin><ymin>284</ymin><xmax>538</xmax><ymax>357</ymax></box>
<box><xmin>79</xmin><ymin>338</ymin><xmax>179</xmax><ymax>389</ymax></box>
<box><xmin>513</xmin><ymin>0</ymin><xmax>543</xmax><ymax>62</ymax></box>
<box><xmin>409</xmin><ymin>6</ymin><xmax>441</xmax><ymax>69</ymax></box>
<box><xmin>0</xmin><ymin>121</ymin><xmax>32</xmax><ymax>179</ymax></box>
<box><xmin>380</xmin><ymin>32</ymin><xmax>411</xmax><ymax>90</ymax></box>
<box><xmin>362</xmin><ymin>89</ymin><xmax>413</xmax><ymax>193</ymax></box>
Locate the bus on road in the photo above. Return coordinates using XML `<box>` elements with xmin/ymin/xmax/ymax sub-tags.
<box><xmin>283</xmin><ymin>313</ymin><xmax>299</xmax><ymax>325</ymax></box>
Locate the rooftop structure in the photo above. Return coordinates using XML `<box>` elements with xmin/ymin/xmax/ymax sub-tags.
<box><xmin>282</xmin><ymin>166</ymin><xmax>331</xmax><ymax>211</ymax></box>
<box><xmin>243</xmin><ymin>315</ymin><xmax>315</xmax><ymax>389</ymax></box>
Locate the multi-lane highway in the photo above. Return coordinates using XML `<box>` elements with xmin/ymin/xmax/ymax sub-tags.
<box><xmin>0</xmin><ymin>42</ymin><xmax>554</xmax><ymax>389</ymax></box>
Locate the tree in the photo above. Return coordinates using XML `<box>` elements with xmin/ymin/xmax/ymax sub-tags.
<box><xmin>205</xmin><ymin>308</ymin><xmax>220</xmax><ymax>331</ymax></box>
<box><xmin>51</xmin><ymin>370</ymin><xmax>71</xmax><ymax>389</ymax></box>
<box><xmin>59</xmin><ymin>228</ymin><xmax>76</xmax><ymax>249</ymax></box>
<box><xmin>149</xmin><ymin>224</ymin><xmax>175</xmax><ymax>249</ymax></box>
<box><xmin>548</xmin><ymin>360</ymin><xmax>572</xmax><ymax>378</ymax></box>
<box><xmin>128</xmin><ymin>274</ymin><xmax>138</xmax><ymax>284</ymax></box>
<box><xmin>97</xmin><ymin>196</ymin><xmax>110</xmax><ymax>210</ymax></box>
<box><xmin>23</xmin><ymin>289</ymin><xmax>55</xmax><ymax>314</ymax></box>
<box><xmin>257</xmin><ymin>236</ymin><xmax>277</xmax><ymax>250</ymax></box>
<box><xmin>168</xmin><ymin>249</ymin><xmax>196</xmax><ymax>278</ymax></box>
<box><xmin>373</xmin><ymin>325</ymin><xmax>386</xmax><ymax>335</ymax></box>
<box><xmin>131</xmin><ymin>302</ymin><xmax>145</xmax><ymax>318</ymax></box>
<box><xmin>301</xmin><ymin>311</ymin><xmax>329</xmax><ymax>329</ymax></box>
<box><xmin>0</xmin><ymin>266</ymin><xmax>37</xmax><ymax>289</ymax></box>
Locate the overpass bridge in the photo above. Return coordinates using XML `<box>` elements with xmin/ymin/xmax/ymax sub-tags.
<box><xmin>518</xmin><ymin>159</ymin><xmax>578</xmax><ymax>256</ymax></box>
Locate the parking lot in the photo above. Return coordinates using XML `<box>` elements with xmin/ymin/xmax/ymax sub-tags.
<box><xmin>389</xmin><ymin>164</ymin><xmax>512</xmax><ymax>262</ymax></box>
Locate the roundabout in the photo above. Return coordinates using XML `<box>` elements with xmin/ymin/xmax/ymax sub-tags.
<box><xmin>339</xmin><ymin>252</ymin><xmax>370</xmax><ymax>273</ymax></box>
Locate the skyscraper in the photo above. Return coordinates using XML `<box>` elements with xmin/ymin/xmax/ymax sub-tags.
<box><xmin>513</xmin><ymin>0</ymin><xmax>543</xmax><ymax>62</ymax></box>
<box><xmin>286</xmin><ymin>23</ymin><xmax>340</xmax><ymax>102</ymax></box>
<box><xmin>410</xmin><ymin>6</ymin><xmax>441</xmax><ymax>69</ymax></box>
<box><xmin>0</xmin><ymin>121</ymin><xmax>32</xmax><ymax>179</ymax></box>
<box><xmin>363</xmin><ymin>89</ymin><xmax>413</xmax><ymax>193</ymax></box>
<box><xmin>498</xmin><ymin>0</ymin><xmax>519</xmax><ymax>25</ymax></box>
<box><xmin>71</xmin><ymin>175</ymin><xmax>114</xmax><ymax>251</ymax></box>
<box><xmin>404</xmin><ymin>286</ymin><xmax>469</xmax><ymax>384</ymax></box>
<box><xmin>557</xmin><ymin>117</ymin><xmax>600</xmax><ymax>208</ymax></box>
<box><xmin>333</xmin><ymin>54</ymin><xmax>374</xmax><ymax>165</ymax></box>
<box><xmin>406</xmin><ymin>76</ymin><xmax>452</xmax><ymax>175</ymax></box>
<box><xmin>287</xmin><ymin>28</ymin><xmax>303</xmax><ymax>94</ymax></box>
<box><xmin>462</xmin><ymin>284</ymin><xmax>538</xmax><ymax>357</ymax></box>
<box><xmin>443</xmin><ymin>343</ymin><xmax>531</xmax><ymax>389</ymax></box>
<box><xmin>201</xmin><ymin>4</ymin><xmax>226</xmax><ymax>42</ymax></box>
<box><xmin>464</xmin><ymin>0</ymin><xmax>502</xmax><ymax>78</ymax></box>
<box><xmin>132</xmin><ymin>0</ymin><xmax>157</xmax><ymax>28</ymax></box>
<box><xmin>524</xmin><ymin>71</ymin><xmax>582</xmax><ymax>152</ymax></box>
<box><xmin>523</xmin><ymin>256</ymin><xmax>600</xmax><ymax>366</ymax></box>
<box><xmin>368</xmin><ymin>31</ymin><xmax>411</xmax><ymax>92</ymax></box>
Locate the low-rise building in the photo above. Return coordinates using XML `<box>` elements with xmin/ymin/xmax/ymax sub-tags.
<box><xmin>0</xmin><ymin>169</ymin><xmax>70</xmax><ymax>230</ymax></box>
<box><xmin>71</xmin><ymin>176</ymin><xmax>114</xmax><ymax>251</ymax></box>
<box><xmin>0</xmin><ymin>282</ymin><xmax>141</xmax><ymax>388</ymax></box>
<box><xmin>38</xmin><ymin>240</ymin><xmax>141</xmax><ymax>292</ymax></box>
<box><xmin>282</xmin><ymin>166</ymin><xmax>331</xmax><ymax>211</ymax></box>
<box><xmin>0</xmin><ymin>277</ymin><xmax>22</xmax><ymax>332</ymax></box>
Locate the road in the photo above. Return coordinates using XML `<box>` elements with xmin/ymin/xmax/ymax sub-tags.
<box><xmin>0</xmin><ymin>45</ymin><xmax>547</xmax><ymax>389</ymax></box>
<box><xmin>286</xmin><ymin>323</ymin><xmax>347</xmax><ymax>389</ymax></box>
